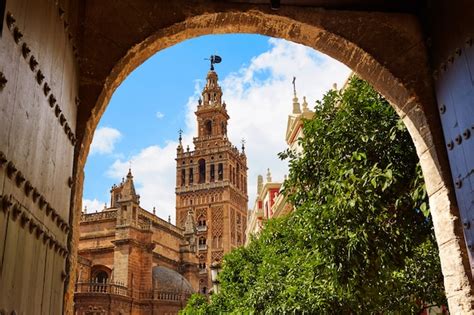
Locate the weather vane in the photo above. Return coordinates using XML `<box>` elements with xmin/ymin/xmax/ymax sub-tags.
<box><xmin>205</xmin><ymin>55</ymin><xmax>222</xmax><ymax>70</ymax></box>
<box><xmin>178</xmin><ymin>129</ymin><xmax>183</xmax><ymax>141</ymax></box>
<box><xmin>241</xmin><ymin>138</ymin><xmax>246</xmax><ymax>151</ymax></box>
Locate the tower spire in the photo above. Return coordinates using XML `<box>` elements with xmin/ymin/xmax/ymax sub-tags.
<box><xmin>127</xmin><ymin>162</ymin><xmax>133</xmax><ymax>179</ymax></box>
<box><xmin>292</xmin><ymin>76</ymin><xmax>297</xmax><ymax>97</ymax></box>
<box><xmin>266</xmin><ymin>168</ymin><xmax>272</xmax><ymax>182</ymax></box>
<box><xmin>293</xmin><ymin>77</ymin><xmax>301</xmax><ymax>114</ymax></box>
<box><xmin>177</xmin><ymin>129</ymin><xmax>184</xmax><ymax>153</ymax></box>
<box><xmin>292</xmin><ymin>77</ymin><xmax>301</xmax><ymax>114</ymax></box>
<box><xmin>201</xmin><ymin>59</ymin><xmax>224</xmax><ymax>107</ymax></box>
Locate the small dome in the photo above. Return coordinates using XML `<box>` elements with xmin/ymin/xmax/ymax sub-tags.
<box><xmin>152</xmin><ymin>266</ymin><xmax>194</xmax><ymax>294</ymax></box>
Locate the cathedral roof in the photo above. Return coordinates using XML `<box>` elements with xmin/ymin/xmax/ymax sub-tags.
<box><xmin>152</xmin><ymin>266</ymin><xmax>194</xmax><ymax>293</ymax></box>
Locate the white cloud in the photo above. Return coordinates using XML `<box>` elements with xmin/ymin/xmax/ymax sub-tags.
<box><xmin>82</xmin><ymin>198</ymin><xmax>107</xmax><ymax>213</ymax></box>
<box><xmin>90</xmin><ymin>127</ymin><xmax>122</xmax><ymax>155</ymax></box>
<box><xmin>106</xmin><ymin>38</ymin><xmax>351</xmax><ymax>223</ymax></box>
<box><xmin>156</xmin><ymin>111</ymin><xmax>165</xmax><ymax>119</ymax></box>
<box><xmin>221</xmin><ymin>38</ymin><xmax>350</xmax><ymax>208</ymax></box>
<box><xmin>107</xmin><ymin>143</ymin><xmax>179</xmax><ymax>223</ymax></box>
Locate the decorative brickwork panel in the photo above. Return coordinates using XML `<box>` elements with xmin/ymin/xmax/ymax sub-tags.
<box><xmin>196</xmin><ymin>207</ymin><xmax>207</xmax><ymax>220</ymax></box>
<box><xmin>211</xmin><ymin>250</ymin><xmax>224</xmax><ymax>262</ymax></box>
<box><xmin>178</xmin><ymin>210</ymin><xmax>187</xmax><ymax>228</ymax></box>
<box><xmin>211</xmin><ymin>206</ymin><xmax>223</xmax><ymax>238</ymax></box>
<box><xmin>230</xmin><ymin>207</ymin><xmax>236</xmax><ymax>244</ymax></box>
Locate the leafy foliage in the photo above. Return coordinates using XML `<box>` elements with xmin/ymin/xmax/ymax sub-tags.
<box><xmin>182</xmin><ymin>77</ymin><xmax>446</xmax><ymax>314</ymax></box>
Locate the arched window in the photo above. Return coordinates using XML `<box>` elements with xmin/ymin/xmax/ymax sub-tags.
<box><xmin>199</xmin><ymin>237</ymin><xmax>206</xmax><ymax>245</ymax></box>
<box><xmin>181</xmin><ymin>169</ymin><xmax>186</xmax><ymax>186</ymax></box>
<box><xmin>205</xmin><ymin>120</ymin><xmax>212</xmax><ymax>136</ymax></box>
<box><xmin>218</xmin><ymin>163</ymin><xmax>223</xmax><ymax>180</ymax></box>
<box><xmin>210</xmin><ymin>164</ymin><xmax>215</xmax><ymax>182</ymax></box>
<box><xmin>198</xmin><ymin>159</ymin><xmax>206</xmax><ymax>183</ymax></box>
<box><xmin>95</xmin><ymin>271</ymin><xmax>108</xmax><ymax>284</ymax></box>
<box><xmin>189</xmin><ymin>167</ymin><xmax>193</xmax><ymax>184</ymax></box>
<box><xmin>198</xmin><ymin>215</ymin><xmax>206</xmax><ymax>228</ymax></box>
<box><xmin>221</xmin><ymin>122</ymin><xmax>226</xmax><ymax>135</ymax></box>
<box><xmin>91</xmin><ymin>265</ymin><xmax>111</xmax><ymax>285</ymax></box>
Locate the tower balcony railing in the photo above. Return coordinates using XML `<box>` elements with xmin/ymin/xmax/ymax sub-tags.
<box><xmin>75</xmin><ymin>282</ymin><xmax>192</xmax><ymax>302</ymax></box>
<box><xmin>196</xmin><ymin>225</ymin><xmax>207</xmax><ymax>232</ymax></box>
<box><xmin>198</xmin><ymin>244</ymin><xmax>208</xmax><ymax>251</ymax></box>
<box><xmin>74</xmin><ymin>281</ymin><xmax>129</xmax><ymax>296</ymax></box>
<box><xmin>199</xmin><ymin>268</ymin><xmax>208</xmax><ymax>275</ymax></box>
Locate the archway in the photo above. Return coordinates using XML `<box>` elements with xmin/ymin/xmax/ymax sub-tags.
<box><xmin>67</xmin><ymin>8</ymin><xmax>470</xmax><ymax>315</ymax></box>
<box><xmin>0</xmin><ymin>2</ymin><xmax>471</xmax><ymax>314</ymax></box>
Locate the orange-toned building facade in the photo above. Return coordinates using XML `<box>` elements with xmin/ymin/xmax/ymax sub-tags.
<box><xmin>74</xmin><ymin>170</ymin><xmax>200</xmax><ymax>315</ymax></box>
<box><xmin>175</xmin><ymin>67</ymin><xmax>248</xmax><ymax>294</ymax></box>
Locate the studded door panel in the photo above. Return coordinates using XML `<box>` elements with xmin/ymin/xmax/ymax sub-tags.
<box><xmin>436</xmin><ymin>41</ymin><xmax>474</xmax><ymax>269</ymax></box>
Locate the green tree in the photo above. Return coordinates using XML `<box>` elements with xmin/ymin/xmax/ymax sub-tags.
<box><xmin>184</xmin><ymin>77</ymin><xmax>446</xmax><ymax>314</ymax></box>
<box><xmin>180</xmin><ymin>293</ymin><xmax>211</xmax><ymax>315</ymax></box>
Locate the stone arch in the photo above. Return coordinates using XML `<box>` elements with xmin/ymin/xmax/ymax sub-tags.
<box><xmin>71</xmin><ymin>9</ymin><xmax>472</xmax><ymax>313</ymax></box>
<box><xmin>198</xmin><ymin>158</ymin><xmax>206</xmax><ymax>184</ymax></box>
<box><xmin>90</xmin><ymin>265</ymin><xmax>112</xmax><ymax>284</ymax></box>
<box><xmin>204</xmin><ymin>119</ymin><xmax>213</xmax><ymax>136</ymax></box>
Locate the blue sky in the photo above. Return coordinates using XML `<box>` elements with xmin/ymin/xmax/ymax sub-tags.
<box><xmin>83</xmin><ymin>34</ymin><xmax>350</xmax><ymax>222</ymax></box>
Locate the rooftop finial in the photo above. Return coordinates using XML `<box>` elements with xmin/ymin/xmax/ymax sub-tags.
<box><xmin>127</xmin><ymin>163</ymin><xmax>133</xmax><ymax>179</ymax></box>
<box><xmin>292</xmin><ymin>76</ymin><xmax>297</xmax><ymax>97</ymax></box>
<box><xmin>266</xmin><ymin>168</ymin><xmax>272</xmax><ymax>182</ymax></box>
<box><xmin>302</xmin><ymin>96</ymin><xmax>309</xmax><ymax>112</ymax></box>
<box><xmin>241</xmin><ymin>138</ymin><xmax>246</xmax><ymax>153</ymax></box>
<box><xmin>292</xmin><ymin>76</ymin><xmax>301</xmax><ymax>114</ymax></box>
<box><xmin>206</xmin><ymin>55</ymin><xmax>222</xmax><ymax>70</ymax></box>
<box><xmin>178</xmin><ymin>129</ymin><xmax>183</xmax><ymax>143</ymax></box>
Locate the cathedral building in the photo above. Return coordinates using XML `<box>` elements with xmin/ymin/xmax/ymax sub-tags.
<box><xmin>73</xmin><ymin>64</ymin><xmax>248</xmax><ymax>314</ymax></box>
<box><xmin>175</xmin><ymin>65</ymin><xmax>249</xmax><ymax>294</ymax></box>
<box><xmin>74</xmin><ymin>170</ymin><xmax>199</xmax><ymax>315</ymax></box>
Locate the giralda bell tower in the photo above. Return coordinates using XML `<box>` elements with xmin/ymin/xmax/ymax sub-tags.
<box><xmin>175</xmin><ymin>56</ymin><xmax>248</xmax><ymax>293</ymax></box>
